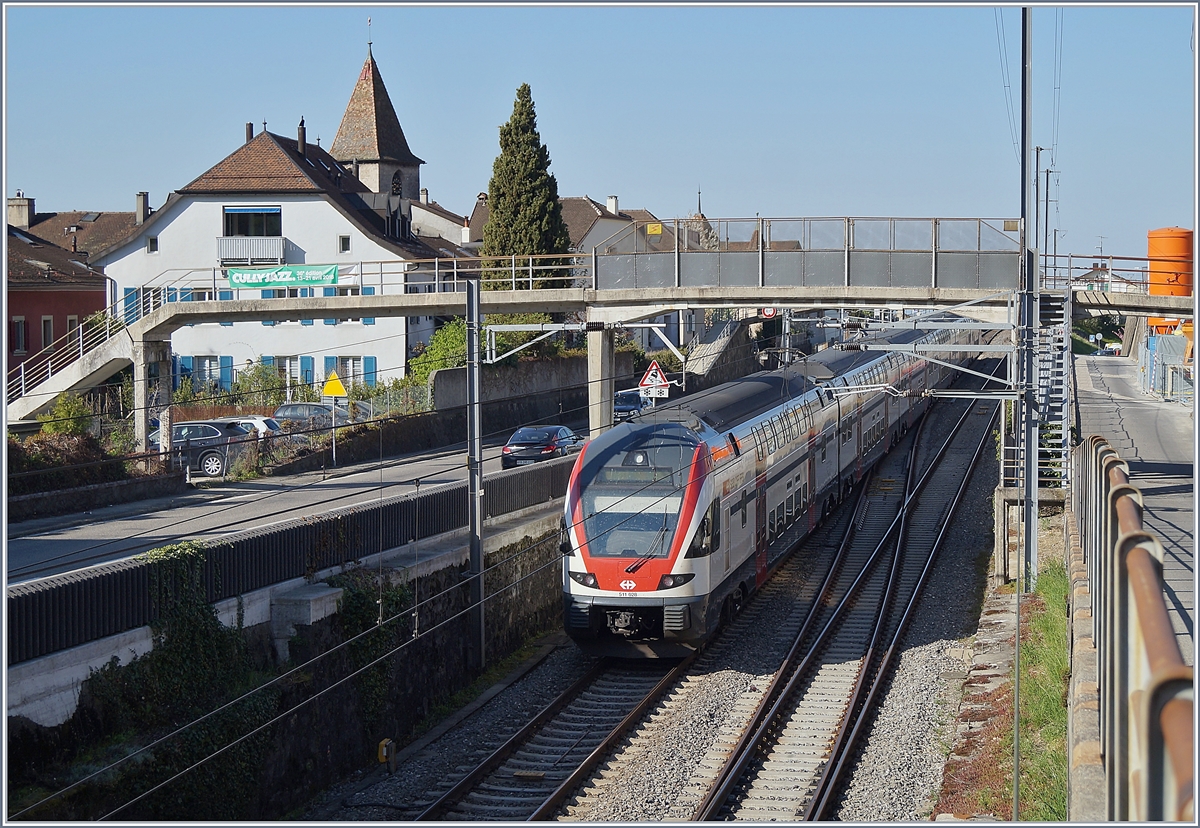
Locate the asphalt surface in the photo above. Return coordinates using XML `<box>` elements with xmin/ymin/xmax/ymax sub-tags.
<box><xmin>1074</xmin><ymin>353</ymin><xmax>1194</xmax><ymax>665</ymax></box>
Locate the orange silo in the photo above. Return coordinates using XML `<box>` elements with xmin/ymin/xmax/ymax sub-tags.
<box><xmin>1147</xmin><ymin>227</ymin><xmax>1193</xmax><ymax>334</ymax></box>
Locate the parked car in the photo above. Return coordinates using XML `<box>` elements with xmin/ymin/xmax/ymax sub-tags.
<box><xmin>614</xmin><ymin>389</ymin><xmax>650</xmax><ymax>421</ymax></box>
<box><xmin>148</xmin><ymin>419</ymin><xmax>252</xmax><ymax>477</ymax></box>
<box><xmin>213</xmin><ymin>415</ymin><xmax>283</xmax><ymax>439</ymax></box>
<box><xmin>501</xmin><ymin>426</ymin><xmax>585</xmax><ymax>469</ymax></box>
<box><xmin>272</xmin><ymin>402</ymin><xmax>368</xmax><ymax>432</ymax></box>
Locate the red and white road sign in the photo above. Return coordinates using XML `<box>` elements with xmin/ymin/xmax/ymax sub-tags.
<box><xmin>761</xmin><ymin>307</ymin><xmax>778</xmax><ymax>318</ymax></box>
<box><xmin>639</xmin><ymin>360</ymin><xmax>668</xmax><ymax>389</ymax></box>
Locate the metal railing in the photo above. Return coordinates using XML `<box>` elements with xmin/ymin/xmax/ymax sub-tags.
<box><xmin>7</xmin><ymin>308</ymin><xmax>128</xmax><ymax>405</ymax></box>
<box><xmin>215</xmin><ymin>235</ymin><xmax>285</xmax><ymax>265</ymax></box>
<box><xmin>1074</xmin><ymin>435</ymin><xmax>1193</xmax><ymax>821</ymax></box>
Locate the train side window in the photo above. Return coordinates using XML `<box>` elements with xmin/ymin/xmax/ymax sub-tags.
<box><xmin>802</xmin><ymin>482</ymin><xmax>809</xmax><ymax>508</ymax></box>
<box><xmin>786</xmin><ymin>494</ymin><xmax>795</xmax><ymax>520</ymax></box>
<box><xmin>821</xmin><ymin>435</ymin><xmax>827</xmax><ymax>462</ymax></box>
<box><xmin>742</xmin><ymin>503</ymin><xmax>748</xmax><ymax>528</ymax></box>
<box><xmin>727</xmin><ymin>433</ymin><xmax>741</xmax><ymax>456</ymax></box>
<box><xmin>765</xmin><ymin>424</ymin><xmax>776</xmax><ymax>455</ymax></box>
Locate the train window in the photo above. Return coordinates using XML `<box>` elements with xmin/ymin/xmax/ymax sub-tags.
<box><xmin>742</xmin><ymin>503</ymin><xmax>748</xmax><ymax>528</ymax></box>
<box><xmin>786</xmin><ymin>494</ymin><xmax>794</xmax><ymax>520</ymax></box>
<box><xmin>802</xmin><ymin>482</ymin><xmax>809</xmax><ymax>509</ymax></box>
<box><xmin>686</xmin><ymin>499</ymin><xmax>722</xmax><ymax>558</ymax></box>
<box><xmin>821</xmin><ymin>435</ymin><xmax>827</xmax><ymax>462</ymax></box>
<box><xmin>765</xmin><ymin>424</ymin><xmax>776</xmax><ymax>455</ymax></box>
<box><xmin>727</xmin><ymin>433</ymin><xmax>741</xmax><ymax>457</ymax></box>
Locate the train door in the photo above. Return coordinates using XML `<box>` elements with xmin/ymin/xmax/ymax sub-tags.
<box><xmin>754</xmin><ymin>473</ymin><xmax>768</xmax><ymax>586</ymax></box>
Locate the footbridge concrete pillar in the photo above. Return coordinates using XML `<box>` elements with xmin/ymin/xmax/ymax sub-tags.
<box><xmin>132</xmin><ymin>339</ymin><xmax>172</xmax><ymax>455</ymax></box>
<box><xmin>587</xmin><ymin>328</ymin><xmax>615</xmax><ymax>436</ymax></box>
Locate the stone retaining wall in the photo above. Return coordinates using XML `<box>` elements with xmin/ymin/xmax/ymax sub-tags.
<box><xmin>7</xmin><ymin>472</ymin><xmax>189</xmax><ymax>523</ymax></box>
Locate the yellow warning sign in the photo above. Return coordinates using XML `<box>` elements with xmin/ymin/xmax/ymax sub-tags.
<box><xmin>646</xmin><ymin>222</ymin><xmax>663</xmax><ymax>236</ymax></box>
<box><xmin>322</xmin><ymin>370</ymin><xmax>348</xmax><ymax>397</ymax></box>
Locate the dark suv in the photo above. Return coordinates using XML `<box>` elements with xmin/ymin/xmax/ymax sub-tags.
<box><xmin>149</xmin><ymin>420</ymin><xmax>251</xmax><ymax>477</ymax></box>
<box><xmin>273</xmin><ymin>401</ymin><xmax>373</xmax><ymax>432</ymax></box>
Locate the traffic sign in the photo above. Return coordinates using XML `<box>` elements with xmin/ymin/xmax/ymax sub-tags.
<box><xmin>761</xmin><ymin>307</ymin><xmax>778</xmax><ymax>319</ymax></box>
<box><xmin>639</xmin><ymin>360</ymin><xmax>669</xmax><ymax>390</ymax></box>
<box><xmin>322</xmin><ymin>370</ymin><xmax>348</xmax><ymax>397</ymax></box>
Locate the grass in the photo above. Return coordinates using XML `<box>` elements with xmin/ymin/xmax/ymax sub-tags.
<box><xmin>934</xmin><ymin>553</ymin><xmax>1069</xmax><ymax>819</ymax></box>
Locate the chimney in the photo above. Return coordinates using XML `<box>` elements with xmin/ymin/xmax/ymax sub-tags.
<box><xmin>352</xmin><ymin>159</ymin><xmax>360</xmax><ymax>180</ymax></box>
<box><xmin>462</xmin><ymin>218</ymin><xmax>472</xmax><ymax>245</ymax></box>
<box><xmin>136</xmin><ymin>192</ymin><xmax>150</xmax><ymax>225</ymax></box>
<box><xmin>420</xmin><ymin>187</ymin><xmax>429</xmax><ymax>204</ymax></box>
<box><xmin>246</xmin><ymin>122</ymin><xmax>254</xmax><ymax>143</ymax></box>
<box><xmin>297</xmin><ymin>117</ymin><xmax>306</xmax><ymax>158</ymax></box>
<box><xmin>607</xmin><ymin>195</ymin><xmax>619</xmax><ymax>215</ymax></box>
<box><xmin>7</xmin><ymin>191</ymin><xmax>34</xmax><ymax>229</ymax></box>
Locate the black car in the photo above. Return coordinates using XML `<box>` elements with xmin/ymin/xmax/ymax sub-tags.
<box><xmin>149</xmin><ymin>419</ymin><xmax>251</xmax><ymax>477</ymax></box>
<box><xmin>501</xmin><ymin>426</ymin><xmax>585</xmax><ymax>469</ymax></box>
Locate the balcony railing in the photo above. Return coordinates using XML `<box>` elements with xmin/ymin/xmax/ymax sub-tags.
<box><xmin>216</xmin><ymin>236</ymin><xmax>285</xmax><ymax>266</ymax></box>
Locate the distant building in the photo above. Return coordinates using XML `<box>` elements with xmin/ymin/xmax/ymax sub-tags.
<box><xmin>6</xmin><ymin>219</ymin><xmax>107</xmax><ymax>374</ymax></box>
<box><xmin>86</xmin><ymin>48</ymin><xmax>472</xmax><ymax>394</ymax></box>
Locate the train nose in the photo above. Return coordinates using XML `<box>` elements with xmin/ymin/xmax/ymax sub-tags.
<box><xmin>607</xmin><ymin>611</ymin><xmax>637</xmax><ymax>635</ymax></box>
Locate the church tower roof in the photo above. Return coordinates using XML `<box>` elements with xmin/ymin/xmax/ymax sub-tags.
<box><xmin>330</xmin><ymin>47</ymin><xmax>424</xmax><ymax>167</ymax></box>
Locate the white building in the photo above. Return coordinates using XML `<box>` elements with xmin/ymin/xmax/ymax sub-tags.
<box><xmin>90</xmin><ymin>48</ymin><xmax>468</xmax><ymax>394</ymax></box>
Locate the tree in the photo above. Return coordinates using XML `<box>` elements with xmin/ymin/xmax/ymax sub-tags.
<box><xmin>37</xmin><ymin>392</ymin><xmax>94</xmax><ymax>435</ymax></box>
<box><xmin>407</xmin><ymin>319</ymin><xmax>467</xmax><ymax>388</ymax></box>
<box><xmin>482</xmin><ymin>83</ymin><xmax>571</xmax><ymax>290</ymax></box>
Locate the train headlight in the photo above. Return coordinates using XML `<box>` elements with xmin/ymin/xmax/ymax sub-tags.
<box><xmin>657</xmin><ymin>573</ymin><xmax>695</xmax><ymax>590</ymax></box>
<box><xmin>569</xmin><ymin>571</ymin><xmax>598</xmax><ymax>588</ymax></box>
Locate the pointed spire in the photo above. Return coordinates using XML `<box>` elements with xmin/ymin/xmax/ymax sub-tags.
<box><xmin>330</xmin><ymin>46</ymin><xmax>423</xmax><ymax>167</ymax></box>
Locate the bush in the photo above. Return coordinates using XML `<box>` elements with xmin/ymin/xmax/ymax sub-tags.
<box><xmin>7</xmin><ymin>432</ymin><xmax>132</xmax><ymax>496</ymax></box>
<box><xmin>36</xmin><ymin>393</ymin><xmax>94</xmax><ymax>435</ymax></box>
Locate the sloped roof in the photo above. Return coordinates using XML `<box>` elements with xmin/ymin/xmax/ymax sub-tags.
<box><xmin>412</xmin><ymin>199</ymin><xmax>466</xmax><ymax>225</ymax></box>
<box><xmin>7</xmin><ymin>227</ymin><xmax>107</xmax><ymax>287</ymax></box>
<box><xmin>330</xmin><ymin>48</ymin><xmax>423</xmax><ymax>167</ymax></box>
<box><xmin>27</xmin><ymin>209</ymin><xmax>137</xmax><ymax>260</ymax></box>
<box><xmin>178</xmin><ymin>129</ymin><xmax>369</xmax><ymax>194</ymax></box>
<box><xmin>467</xmin><ymin>194</ymin><xmax>662</xmax><ymax>249</ymax></box>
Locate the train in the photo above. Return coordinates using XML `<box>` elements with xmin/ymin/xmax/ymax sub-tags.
<box><xmin>560</xmin><ymin>318</ymin><xmax>982</xmax><ymax>656</ymax></box>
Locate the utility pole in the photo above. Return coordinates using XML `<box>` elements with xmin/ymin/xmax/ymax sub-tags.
<box><xmin>465</xmin><ymin>275</ymin><xmax>485</xmax><ymax>670</ymax></box>
<box><xmin>1016</xmin><ymin>7</ymin><xmax>1038</xmax><ymax>823</ymax></box>
<box><xmin>1044</xmin><ymin>167</ymin><xmax>1052</xmax><ymax>284</ymax></box>
<box><xmin>1034</xmin><ymin>146</ymin><xmax>1046</xmax><ymax>267</ymax></box>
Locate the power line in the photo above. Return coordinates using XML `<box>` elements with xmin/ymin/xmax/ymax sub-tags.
<box><xmin>994</xmin><ymin>8</ymin><xmax>1022</xmax><ymax>166</ymax></box>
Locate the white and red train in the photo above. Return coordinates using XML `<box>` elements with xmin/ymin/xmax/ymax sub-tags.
<box><xmin>561</xmin><ymin>321</ymin><xmax>981</xmax><ymax>656</ymax></box>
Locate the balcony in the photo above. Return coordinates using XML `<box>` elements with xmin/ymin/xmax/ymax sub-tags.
<box><xmin>217</xmin><ymin>236</ymin><xmax>285</xmax><ymax>266</ymax></box>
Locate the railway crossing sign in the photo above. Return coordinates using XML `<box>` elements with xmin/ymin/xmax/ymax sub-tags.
<box><xmin>639</xmin><ymin>360</ymin><xmax>670</xmax><ymax>398</ymax></box>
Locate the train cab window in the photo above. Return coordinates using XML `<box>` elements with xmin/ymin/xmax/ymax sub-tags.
<box><xmin>686</xmin><ymin>499</ymin><xmax>722</xmax><ymax>558</ymax></box>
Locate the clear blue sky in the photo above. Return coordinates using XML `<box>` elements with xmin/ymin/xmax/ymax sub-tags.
<box><xmin>4</xmin><ymin>3</ymin><xmax>1195</xmax><ymax>263</ymax></box>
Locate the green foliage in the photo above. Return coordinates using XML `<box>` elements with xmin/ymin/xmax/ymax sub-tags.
<box><xmin>484</xmin><ymin>311</ymin><xmax>557</xmax><ymax>361</ymax></box>
<box><xmin>324</xmin><ymin>569</ymin><xmax>412</xmax><ymax>726</ymax></box>
<box><xmin>408</xmin><ymin>318</ymin><xmax>467</xmax><ymax>387</ymax></box>
<box><xmin>230</xmin><ymin>359</ymin><xmax>289</xmax><ymax>409</ymax></box>
<box><xmin>37</xmin><ymin>392</ymin><xmax>94</xmax><ymax>435</ymax></box>
<box><xmin>482</xmin><ymin>83</ymin><xmax>571</xmax><ymax>289</ymax></box>
<box><xmin>70</xmin><ymin>541</ymin><xmax>280</xmax><ymax>820</ymax></box>
<box><xmin>6</xmin><ymin>432</ymin><xmax>130</xmax><ymax>495</ymax></box>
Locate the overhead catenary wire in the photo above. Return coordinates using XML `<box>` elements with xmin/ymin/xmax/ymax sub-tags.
<box><xmin>994</xmin><ymin>7</ymin><xmax>1022</xmax><ymax>167</ymax></box>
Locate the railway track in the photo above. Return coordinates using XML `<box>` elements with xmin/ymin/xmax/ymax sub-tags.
<box><xmin>411</xmin><ymin>657</ymin><xmax>692</xmax><ymax>821</ymax></box>
<box><xmin>690</xmin><ymin>376</ymin><xmax>1000</xmax><ymax>821</ymax></box>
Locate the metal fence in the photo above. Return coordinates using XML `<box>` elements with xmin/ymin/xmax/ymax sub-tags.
<box><xmin>1139</xmin><ymin>334</ymin><xmax>1194</xmax><ymax>404</ymax></box>
<box><xmin>1074</xmin><ymin>436</ymin><xmax>1193</xmax><ymax>821</ymax></box>
<box><xmin>7</xmin><ymin>456</ymin><xmax>575</xmax><ymax>664</ymax></box>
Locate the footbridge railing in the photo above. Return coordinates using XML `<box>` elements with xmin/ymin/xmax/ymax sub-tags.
<box><xmin>1074</xmin><ymin>435</ymin><xmax>1193</xmax><ymax>821</ymax></box>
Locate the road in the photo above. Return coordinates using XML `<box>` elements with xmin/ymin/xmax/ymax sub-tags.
<box><xmin>6</xmin><ymin>433</ymin><xmax>570</xmax><ymax>585</ymax></box>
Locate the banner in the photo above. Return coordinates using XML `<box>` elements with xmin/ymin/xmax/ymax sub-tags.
<box><xmin>226</xmin><ymin>264</ymin><xmax>339</xmax><ymax>288</ymax></box>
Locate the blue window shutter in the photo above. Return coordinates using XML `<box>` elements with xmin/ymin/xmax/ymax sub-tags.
<box><xmin>180</xmin><ymin>355</ymin><xmax>193</xmax><ymax>374</ymax></box>
<box><xmin>219</xmin><ymin>356</ymin><xmax>234</xmax><ymax>391</ymax></box>
<box><xmin>218</xmin><ymin>290</ymin><xmax>233</xmax><ymax>326</ymax></box>
<box><xmin>364</xmin><ymin>356</ymin><xmax>377</xmax><ymax>387</ymax></box>
<box><xmin>262</xmin><ymin>355</ymin><xmax>274</xmax><ymax>367</ymax></box>
<box><xmin>301</xmin><ymin>287</ymin><xmax>313</xmax><ymax>325</ymax></box>
<box><xmin>300</xmin><ymin>355</ymin><xmax>314</xmax><ymax>386</ymax></box>
<box><xmin>123</xmin><ymin>288</ymin><xmax>138</xmax><ymax>324</ymax></box>
<box><xmin>324</xmin><ymin>356</ymin><xmax>337</xmax><ymax>380</ymax></box>
<box><xmin>180</xmin><ymin>288</ymin><xmax>192</xmax><ymax>302</ymax></box>
<box><xmin>167</xmin><ymin>287</ymin><xmax>177</xmax><ymax>303</ymax></box>
<box><xmin>323</xmin><ymin>287</ymin><xmax>336</xmax><ymax>326</ymax></box>
<box><xmin>362</xmin><ymin>286</ymin><xmax>375</xmax><ymax>325</ymax></box>
<box><xmin>261</xmin><ymin>289</ymin><xmax>275</xmax><ymax>325</ymax></box>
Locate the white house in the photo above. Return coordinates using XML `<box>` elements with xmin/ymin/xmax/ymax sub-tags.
<box><xmin>89</xmin><ymin>48</ymin><xmax>466</xmax><ymax>394</ymax></box>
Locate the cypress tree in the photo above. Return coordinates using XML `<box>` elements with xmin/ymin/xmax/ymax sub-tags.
<box><xmin>483</xmin><ymin>84</ymin><xmax>571</xmax><ymax>289</ymax></box>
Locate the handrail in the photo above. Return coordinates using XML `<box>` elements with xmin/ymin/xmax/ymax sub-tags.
<box><xmin>1075</xmin><ymin>436</ymin><xmax>1193</xmax><ymax>821</ymax></box>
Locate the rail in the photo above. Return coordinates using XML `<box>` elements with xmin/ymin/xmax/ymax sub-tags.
<box><xmin>1074</xmin><ymin>435</ymin><xmax>1193</xmax><ymax>821</ymax></box>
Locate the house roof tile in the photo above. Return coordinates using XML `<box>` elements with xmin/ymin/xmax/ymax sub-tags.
<box><xmin>330</xmin><ymin>48</ymin><xmax>423</xmax><ymax>167</ymax></box>
<box><xmin>7</xmin><ymin>227</ymin><xmax>108</xmax><ymax>287</ymax></box>
<box><xmin>27</xmin><ymin>210</ymin><xmax>138</xmax><ymax>261</ymax></box>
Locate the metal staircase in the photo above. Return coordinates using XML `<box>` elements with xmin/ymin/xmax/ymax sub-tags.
<box><xmin>1036</xmin><ymin>290</ymin><xmax>1071</xmax><ymax>486</ymax></box>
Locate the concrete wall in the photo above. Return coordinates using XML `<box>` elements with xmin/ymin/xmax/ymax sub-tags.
<box><xmin>430</xmin><ymin>352</ymin><xmax>634</xmax><ymax>414</ymax></box>
<box><xmin>8</xmin><ymin>507</ymin><xmax>565</xmax><ymax>819</ymax></box>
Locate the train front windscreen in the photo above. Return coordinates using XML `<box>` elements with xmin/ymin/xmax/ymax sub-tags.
<box><xmin>573</xmin><ymin>423</ymin><xmax>702</xmax><ymax>561</ymax></box>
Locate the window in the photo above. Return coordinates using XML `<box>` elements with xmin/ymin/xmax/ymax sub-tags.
<box><xmin>11</xmin><ymin>317</ymin><xmax>26</xmax><ymax>353</ymax></box>
<box><xmin>67</xmin><ymin>315</ymin><xmax>80</xmax><ymax>346</ymax></box>
<box><xmin>337</xmin><ymin>356</ymin><xmax>363</xmax><ymax>382</ymax></box>
<box><xmin>223</xmin><ymin>207</ymin><xmax>281</xmax><ymax>237</ymax></box>
<box><xmin>41</xmin><ymin>316</ymin><xmax>54</xmax><ymax>350</ymax></box>
<box><xmin>193</xmin><ymin>356</ymin><xmax>220</xmax><ymax>388</ymax></box>
<box><xmin>338</xmin><ymin>235</ymin><xmax>351</xmax><ymax>254</ymax></box>
<box><xmin>146</xmin><ymin>236</ymin><xmax>159</xmax><ymax>253</ymax></box>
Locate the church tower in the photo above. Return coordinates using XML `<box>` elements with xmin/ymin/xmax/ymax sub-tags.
<box><xmin>330</xmin><ymin>45</ymin><xmax>423</xmax><ymax>197</ymax></box>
